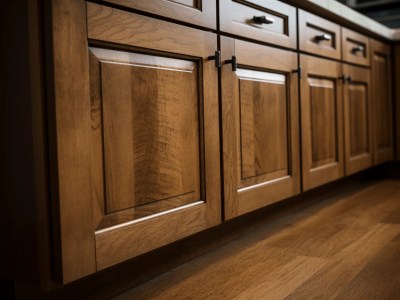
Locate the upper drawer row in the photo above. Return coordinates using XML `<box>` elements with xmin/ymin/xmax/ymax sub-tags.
<box><xmin>99</xmin><ymin>0</ymin><xmax>370</xmax><ymax>65</ymax></box>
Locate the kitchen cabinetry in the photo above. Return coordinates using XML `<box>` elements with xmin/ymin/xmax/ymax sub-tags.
<box><xmin>49</xmin><ymin>1</ymin><xmax>221</xmax><ymax>283</ymax></box>
<box><xmin>342</xmin><ymin>64</ymin><xmax>373</xmax><ymax>175</ymax></box>
<box><xmin>300</xmin><ymin>55</ymin><xmax>344</xmax><ymax>191</ymax></box>
<box><xmin>370</xmin><ymin>39</ymin><xmax>394</xmax><ymax>164</ymax></box>
<box><xmin>3</xmin><ymin>0</ymin><xmax>396</xmax><ymax>292</ymax></box>
<box><xmin>221</xmin><ymin>37</ymin><xmax>300</xmax><ymax>219</ymax></box>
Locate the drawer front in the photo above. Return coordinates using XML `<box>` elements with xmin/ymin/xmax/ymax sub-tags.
<box><xmin>342</xmin><ymin>28</ymin><xmax>370</xmax><ymax>66</ymax></box>
<box><xmin>219</xmin><ymin>0</ymin><xmax>297</xmax><ymax>49</ymax></box>
<box><xmin>298</xmin><ymin>10</ymin><xmax>341</xmax><ymax>60</ymax></box>
<box><xmin>100</xmin><ymin>0</ymin><xmax>217</xmax><ymax>29</ymax></box>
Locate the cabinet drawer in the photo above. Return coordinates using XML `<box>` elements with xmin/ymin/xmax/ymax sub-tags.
<box><xmin>99</xmin><ymin>0</ymin><xmax>217</xmax><ymax>29</ymax></box>
<box><xmin>342</xmin><ymin>28</ymin><xmax>370</xmax><ymax>66</ymax></box>
<box><xmin>298</xmin><ymin>10</ymin><xmax>341</xmax><ymax>60</ymax></box>
<box><xmin>219</xmin><ymin>0</ymin><xmax>297</xmax><ymax>49</ymax></box>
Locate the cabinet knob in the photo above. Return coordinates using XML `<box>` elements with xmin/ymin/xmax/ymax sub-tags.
<box><xmin>352</xmin><ymin>46</ymin><xmax>364</xmax><ymax>53</ymax></box>
<box><xmin>315</xmin><ymin>34</ymin><xmax>332</xmax><ymax>42</ymax></box>
<box><xmin>252</xmin><ymin>16</ymin><xmax>274</xmax><ymax>25</ymax></box>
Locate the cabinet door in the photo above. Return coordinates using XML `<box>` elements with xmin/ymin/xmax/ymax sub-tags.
<box><xmin>343</xmin><ymin>64</ymin><xmax>373</xmax><ymax>175</ymax></box>
<box><xmin>101</xmin><ymin>0</ymin><xmax>217</xmax><ymax>29</ymax></box>
<box><xmin>300</xmin><ymin>55</ymin><xmax>344</xmax><ymax>191</ymax></box>
<box><xmin>50</xmin><ymin>2</ymin><xmax>221</xmax><ymax>283</ymax></box>
<box><xmin>221</xmin><ymin>37</ymin><xmax>300</xmax><ymax>220</ymax></box>
<box><xmin>371</xmin><ymin>39</ymin><xmax>394</xmax><ymax>164</ymax></box>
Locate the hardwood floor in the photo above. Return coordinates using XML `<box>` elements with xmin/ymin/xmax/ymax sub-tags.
<box><xmin>114</xmin><ymin>178</ymin><xmax>400</xmax><ymax>299</ymax></box>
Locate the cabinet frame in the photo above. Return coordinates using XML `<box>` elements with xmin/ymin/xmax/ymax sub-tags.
<box><xmin>47</xmin><ymin>0</ymin><xmax>221</xmax><ymax>283</ymax></box>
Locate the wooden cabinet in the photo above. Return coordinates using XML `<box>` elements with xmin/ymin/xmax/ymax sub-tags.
<box><xmin>298</xmin><ymin>10</ymin><xmax>341</xmax><ymax>60</ymax></box>
<box><xmin>219</xmin><ymin>0</ymin><xmax>297</xmax><ymax>49</ymax></box>
<box><xmin>342</xmin><ymin>28</ymin><xmax>370</xmax><ymax>66</ymax></box>
<box><xmin>50</xmin><ymin>2</ymin><xmax>221</xmax><ymax>283</ymax></box>
<box><xmin>370</xmin><ymin>39</ymin><xmax>394</xmax><ymax>164</ymax></box>
<box><xmin>221</xmin><ymin>37</ymin><xmax>300</xmax><ymax>220</ymax></box>
<box><xmin>100</xmin><ymin>0</ymin><xmax>217</xmax><ymax>29</ymax></box>
<box><xmin>300</xmin><ymin>55</ymin><xmax>344</xmax><ymax>191</ymax></box>
<box><xmin>342</xmin><ymin>64</ymin><xmax>373</xmax><ymax>175</ymax></box>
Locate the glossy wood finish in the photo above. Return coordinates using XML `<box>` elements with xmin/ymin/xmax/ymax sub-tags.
<box><xmin>343</xmin><ymin>64</ymin><xmax>373</xmax><ymax>175</ymax></box>
<box><xmin>221</xmin><ymin>37</ymin><xmax>300</xmax><ymax>220</ymax></box>
<box><xmin>219</xmin><ymin>0</ymin><xmax>297</xmax><ymax>49</ymax></box>
<box><xmin>47</xmin><ymin>0</ymin><xmax>96</xmax><ymax>283</ymax></box>
<box><xmin>87</xmin><ymin>3</ymin><xmax>221</xmax><ymax>271</ymax></box>
<box><xmin>298</xmin><ymin>9</ymin><xmax>341</xmax><ymax>60</ymax></box>
<box><xmin>342</xmin><ymin>27</ymin><xmax>370</xmax><ymax>66</ymax></box>
<box><xmin>115</xmin><ymin>178</ymin><xmax>400</xmax><ymax>299</ymax></box>
<box><xmin>370</xmin><ymin>39</ymin><xmax>393</xmax><ymax>165</ymax></box>
<box><xmin>396</xmin><ymin>45</ymin><xmax>400</xmax><ymax>161</ymax></box>
<box><xmin>102</xmin><ymin>0</ymin><xmax>217</xmax><ymax>29</ymax></box>
<box><xmin>300</xmin><ymin>55</ymin><xmax>344</xmax><ymax>191</ymax></box>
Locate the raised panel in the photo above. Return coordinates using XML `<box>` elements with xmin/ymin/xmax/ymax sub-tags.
<box><xmin>309</xmin><ymin>78</ymin><xmax>336</xmax><ymax>168</ymax></box>
<box><xmin>300</xmin><ymin>55</ymin><xmax>343</xmax><ymax>191</ymax></box>
<box><xmin>348</xmin><ymin>84</ymin><xmax>369</xmax><ymax>157</ymax></box>
<box><xmin>90</xmin><ymin>47</ymin><xmax>201</xmax><ymax>220</ymax></box>
<box><xmin>238</xmin><ymin>70</ymin><xmax>288</xmax><ymax>182</ymax></box>
<box><xmin>221</xmin><ymin>37</ymin><xmax>300</xmax><ymax>219</ymax></box>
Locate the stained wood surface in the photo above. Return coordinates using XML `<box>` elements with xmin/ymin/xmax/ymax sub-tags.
<box><xmin>221</xmin><ymin>37</ymin><xmax>300</xmax><ymax>220</ymax></box>
<box><xmin>115</xmin><ymin>178</ymin><xmax>400</xmax><ymax>299</ymax></box>
<box><xmin>396</xmin><ymin>45</ymin><xmax>400</xmax><ymax>161</ymax></box>
<box><xmin>48</xmin><ymin>0</ymin><xmax>96</xmax><ymax>283</ymax></box>
<box><xmin>87</xmin><ymin>3</ymin><xmax>221</xmax><ymax>270</ymax></box>
<box><xmin>370</xmin><ymin>39</ymin><xmax>393</xmax><ymax>165</ymax></box>
<box><xmin>100</xmin><ymin>0</ymin><xmax>217</xmax><ymax>29</ymax></box>
<box><xmin>300</xmin><ymin>55</ymin><xmax>344</xmax><ymax>191</ymax></box>
<box><xmin>343</xmin><ymin>64</ymin><xmax>373</xmax><ymax>175</ymax></box>
<box><xmin>298</xmin><ymin>9</ymin><xmax>342</xmax><ymax>60</ymax></box>
<box><xmin>219</xmin><ymin>0</ymin><xmax>297</xmax><ymax>49</ymax></box>
<box><xmin>342</xmin><ymin>27</ymin><xmax>370</xmax><ymax>66</ymax></box>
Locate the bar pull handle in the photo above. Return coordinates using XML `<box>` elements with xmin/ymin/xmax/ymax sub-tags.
<box><xmin>225</xmin><ymin>56</ymin><xmax>237</xmax><ymax>72</ymax></box>
<box><xmin>208</xmin><ymin>50</ymin><xmax>221</xmax><ymax>68</ymax></box>
<box><xmin>352</xmin><ymin>46</ymin><xmax>364</xmax><ymax>53</ymax></box>
<box><xmin>315</xmin><ymin>34</ymin><xmax>332</xmax><ymax>42</ymax></box>
<box><xmin>252</xmin><ymin>16</ymin><xmax>274</xmax><ymax>25</ymax></box>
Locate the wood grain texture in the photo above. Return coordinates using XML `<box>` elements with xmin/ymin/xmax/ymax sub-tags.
<box><xmin>298</xmin><ymin>9</ymin><xmax>342</xmax><ymax>60</ymax></box>
<box><xmin>87</xmin><ymin>3</ymin><xmax>215</xmax><ymax>58</ymax></box>
<box><xmin>219</xmin><ymin>0</ymin><xmax>297</xmax><ymax>49</ymax></box>
<box><xmin>48</xmin><ymin>0</ymin><xmax>96</xmax><ymax>283</ymax></box>
<box><xmin>87</xmin><ymin>3</ymin><xmax>221</xmax><ymax>270</ymax></box>
<box><xmin>300</xmin><ymin>54</ymin><xmax>344</xmax><ymax>191</ymax></box>
<box><xmin>115</xmin><ymin>179</ymin><xmax>400</xmax><ymax>299</ymax></box>
<box><xmin>396</xmin><ymin>45</ymin><xmax>400</xmax><ymax>160</ymax></box>
<box><xmin>370</xmin><ymin>39</ymin><xmax>394</xmax><ymax>165</ymax></box>
<box><xmin>342</xmin><ymin>27</ymin><xmax>370</xmax><ymax>66</ymax></box>
<box><xmin>343</xmin><ymin>64</ymin><xmax>373</xmax><ymax>175</ymax></box>
<box><xmin>101</xmin><ymin>0</ymin><xmax>217</xmax><ymax>29</ymax></box>
<box><xmin>221</xmin><ymin>37</ymin><xmax>300</xmax><ymax>219</ymax></box>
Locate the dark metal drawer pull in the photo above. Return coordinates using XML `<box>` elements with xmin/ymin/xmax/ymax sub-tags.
<box><xmin>225</xmin><ymin>56</ymin><xmax>237</xmax><ymax>72</ymax></box>
<box><xmin>352</xmin><ymin>46</ymin><xmax>364</xmax><ymax>53</ymax></box>
<box><xmin>252</xmin><ymin>16</ymin><xmax>274</xmax><ymax>25</ymax></box>
<box><xmin>315</xmin><ymin>34</ymin><xmax>332</xmax><ymax>42</ymax></box>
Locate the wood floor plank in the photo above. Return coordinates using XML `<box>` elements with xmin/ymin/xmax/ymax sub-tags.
<box><xmin>285</xmin><ymin>223</ymin><xmax>400</xmax><ymax>299</ymax></box>
<box><xmin>268</xmin><ymin>180</ymin><xmax>400</xmax><ymax>258</ymax></box>
<box><xmin>114</xmin><ymin>179</ymin><xmax>400</xmax><ymax>299</ymax></box>
<box><xmin>333</xmin><ymin>239</ymin><xmax>400</xmax><ymax>300</ymax></box>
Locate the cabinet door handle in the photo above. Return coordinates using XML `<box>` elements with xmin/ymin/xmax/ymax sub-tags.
<box><xmin>339</xmin><ymin>75</ymin><xmax>352</xmax><ymax>84</ymax></box>
<box><xmin>352</xmin><ymin>46</ymin><xmax>364</xmax><ymax>53</ymax></box>
<box><xmin>346</xmin><ymin>76</ymin><xmax>352</xmax><ymax>83</ymax></box>
<box><xmin>225</xmin><ymin>56</ymin><xmax>237</xmax><ymax>72</ymax></box>
<box><xmin>315</xmin><ymin>34</ymin><xmax>332</xmax><ymax>42</ymax></box>
<box><xmin>252</xmin><ymin>16</ymin><xmax>274</xmax><ymax>25</ymax></box>
<box><xmin>208</xmin><ymin>50</ymin><xmax>221</xmax><ymax>68</ymax></box>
